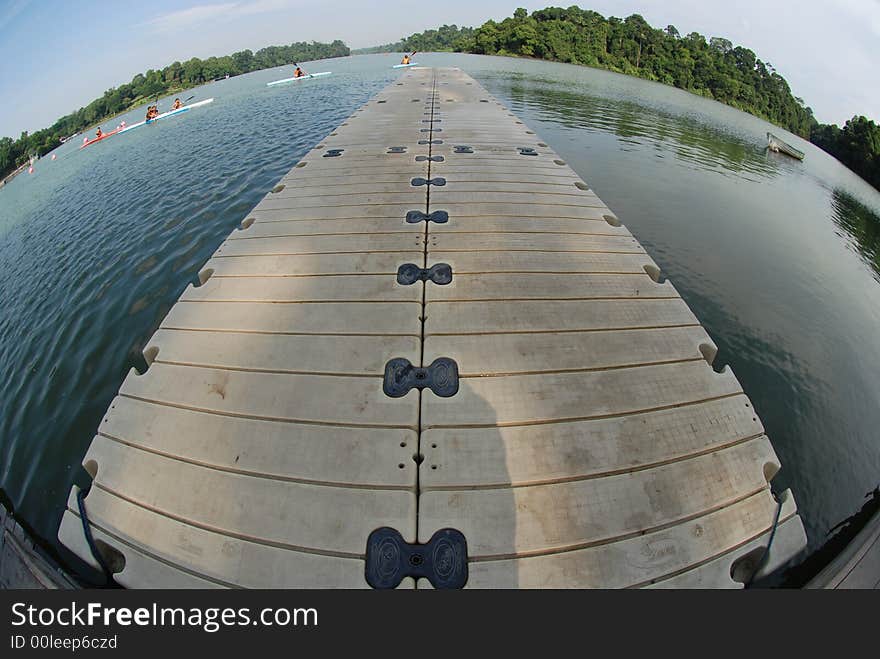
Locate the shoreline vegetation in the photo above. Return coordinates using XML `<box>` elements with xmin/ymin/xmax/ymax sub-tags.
<box><xmin>0</xmin><ymin>40</ymin><xmax>349</xmax><ymax>182</ymax></box>
<box><xmin>355</xmin><ymin>7</ymin><xmax>880</xmax><ymax>192</ymax></box>
<box><xmin>3</xmin><ymin>7</ymin><xmax>877</xmax><ymax>192</ymax></box>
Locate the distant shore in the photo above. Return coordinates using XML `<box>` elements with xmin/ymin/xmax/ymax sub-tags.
<box><xmin>0</xmin><ymin>162</ymin><xmax>28</xmax><ymax>188</ymax></box>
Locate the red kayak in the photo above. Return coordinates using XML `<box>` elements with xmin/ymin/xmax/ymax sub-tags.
<box><xmin>80</xmin><ymin>127</ymin><xmax>122</xmax><ymax>149</ymax></box>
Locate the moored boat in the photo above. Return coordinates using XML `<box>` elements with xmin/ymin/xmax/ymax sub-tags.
<box><xmin>767</xmin><ymin>132</ymin><xmax>805</xmax><ymax>160</ymax></box>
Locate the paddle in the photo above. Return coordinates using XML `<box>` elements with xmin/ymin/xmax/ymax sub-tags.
<box><xmin>155</xmin><ymin>94</ymin><xmax>193</xmax><ymax>119</ymax></box>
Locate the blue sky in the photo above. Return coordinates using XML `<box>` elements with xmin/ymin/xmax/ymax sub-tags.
<box><xmin>1</xmin><ymin>0</ymin><xmax>878</xmax><ymax>137</ymax></box>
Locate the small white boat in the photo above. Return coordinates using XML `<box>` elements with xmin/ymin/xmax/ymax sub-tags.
<box><xmin>767</xmin><ymin>132</ymin><xmax>805</xmax><ymax>160</ymax></box>
<box><xmin>393</xmin><ymin>62</ymin><xmax>419</xmax><ymax>69</ymax></box>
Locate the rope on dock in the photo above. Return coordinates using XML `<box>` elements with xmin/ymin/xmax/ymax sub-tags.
<box><xmin>76</xmin><ymin>489</ymin><xmax>114</xmax><ymax>585</ymax></box>
<box><xmin>746</xmin><ymin>493</ymin><xmax>785</xmax><ymax>587</ymax></box>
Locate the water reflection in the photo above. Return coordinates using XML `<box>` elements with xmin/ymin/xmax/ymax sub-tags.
<box><xmin>490</xmin><ymin>76</ymin><xmax>781</xmax><ymax>180</ymax></box>
<box><xmin>830</xmin><ymin>188</ymin><xmax>880</xmax><ymax>281</ymax></box>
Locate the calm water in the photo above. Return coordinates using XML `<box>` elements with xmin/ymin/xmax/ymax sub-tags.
<box><xmin>1</xmin><ymin>53</ymin><xmax>878</xmax><ymax>568</ymax></box>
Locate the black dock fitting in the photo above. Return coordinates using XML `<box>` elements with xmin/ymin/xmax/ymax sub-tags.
<box><xmin>365</xmin><ymin>527</ymin><xmax>468</xmax><ymax>589</ymax></box>
<box><xmin>383</xmin><ymin>358</ymin><xmax>459</xmax><ymax>398</ymax></box>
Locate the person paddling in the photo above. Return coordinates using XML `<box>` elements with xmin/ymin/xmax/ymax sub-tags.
<box><xmin>293</xmin><ymin>65</ymin><xmax>307</xmax><ymax>78</ymax></box>
<box><xmin>171</xmin><ymin>98</ymin><xmax>182</xmax><ymax>110</ymax></box>
<box><xmin>401</xmin><ymin>51</ymin><xmax>415</xmax><ymax>64</ymax></box>
<box><xmin>95</xmin><ymin>127</ymin><xmax>103</xmax><ymax>139</ymax></box>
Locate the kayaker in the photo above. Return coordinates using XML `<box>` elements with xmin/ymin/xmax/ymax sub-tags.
<box><xmin>171</xmin><ymin>98</ymin><xmax>182</xmax><ymax>110</ymax></box>
<box><xmin>146</xmin><ymin>105</ymin><xmax>159</xmax><ymax>121</ymax></box>
<box><xmin>401</xmin><ymin>54</ymin><xmax>411</xmax><ymax>65</ymax></box>
<box><xmin>294</xmin><ymin>66</ymin><xmax>306</xmax><ymax>78</ymax></box>
<box><xmin>95</xmin><ymin>127</ymin><xmax>103</xmax><ymax>138</ymax></box>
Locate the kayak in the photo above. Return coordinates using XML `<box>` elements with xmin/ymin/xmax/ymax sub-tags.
<box><xmin>393</xmin><ymin>63</ymin><xmax>419</xmax><ymax>68</ymax></box>
<box><xmin>119</xmin><ymin>98</ymin><xmax>214</xmax><ymax>134</ymax></box>
<box><xmin>79</xmin><ymin>127</ymin><xmax>122</xmax><ymax>149</ymax></box>
<box><xmin>267</xmin><ymin>71</ymin><xmax>332</xmax><ymax>86</ymax></box>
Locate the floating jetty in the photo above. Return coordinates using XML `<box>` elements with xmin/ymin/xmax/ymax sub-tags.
<box><xmin>59</xmin><ymin>68</ymin><xmax>807</xmax><ymax>588</ymax></box>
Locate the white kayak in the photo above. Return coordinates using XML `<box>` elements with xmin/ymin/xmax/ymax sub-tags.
<box><xmin>393</xmin><ymin>62</ymin><xmax>419</xmax><ymax>68</ymax></box>
<box><xmin>267</xmin><ymin>71</ymin><xmax>332</xmax><ymax>86</ymax></box>
<box><xmin>119</xmin><ymin>98</ymin><xmax>214</xmax><ymax>134</ymax></box>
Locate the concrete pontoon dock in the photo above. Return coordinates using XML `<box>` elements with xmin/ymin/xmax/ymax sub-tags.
<box><xmin>59</xmin><ymin>68</ymin><xmax>807</xmax><ymax>588</ymax></box>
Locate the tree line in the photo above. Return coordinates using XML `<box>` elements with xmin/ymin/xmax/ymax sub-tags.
<box><xmin>811</xmin><ymin>118</ymin><xmax>879</xmax><ymax>191</ymax></box>
<box><xmin>351</xmin><ymin>42</ymin><xmax>405</xmax><ymax>55</ymax></box>
<box><xmin>393</xmin><ymin>7</ymin><xmax>879</xmax><ymax>192</ymax></box>
<box><xmin>1</xmin><ymin>40</ymin><xmax>349</xmax><ymax>181</ymax></box>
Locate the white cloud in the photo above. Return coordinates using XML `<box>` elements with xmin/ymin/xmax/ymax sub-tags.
<box><xmin>146</xmin><ymin>3</ymin><xmax>238</xmax><ymax>32</ymax></box>
<box><xmin>146</xmin><ymin>0</ymin><xmax>303</xmax><ymax>33</ymax></box>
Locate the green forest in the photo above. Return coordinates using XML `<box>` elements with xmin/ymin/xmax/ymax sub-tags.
<box><xmin>393</xmin><ymin>7</ymin><xmax>879</xmax><ymax>191</ymax></box>
<box><xmin>0</xmin><ymin>40</ymin><xmax>348</xmax><ymax>181</ymax></box>
<box><xmin>811</xmin><ymin>118</ymin><xmax>880</xmax><ymax>190</ymax></box>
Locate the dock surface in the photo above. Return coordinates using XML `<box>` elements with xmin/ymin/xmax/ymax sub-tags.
<box><xmin>60</xmin><ymin>68</ymin><xmax>806</xmax><ymax>588</ymax></box>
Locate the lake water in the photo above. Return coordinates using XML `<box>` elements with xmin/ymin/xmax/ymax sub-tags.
<box><xmin>1</xmin><ymin>53</ymin><xmax>878</xmax><ymax>572</ymax></box>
